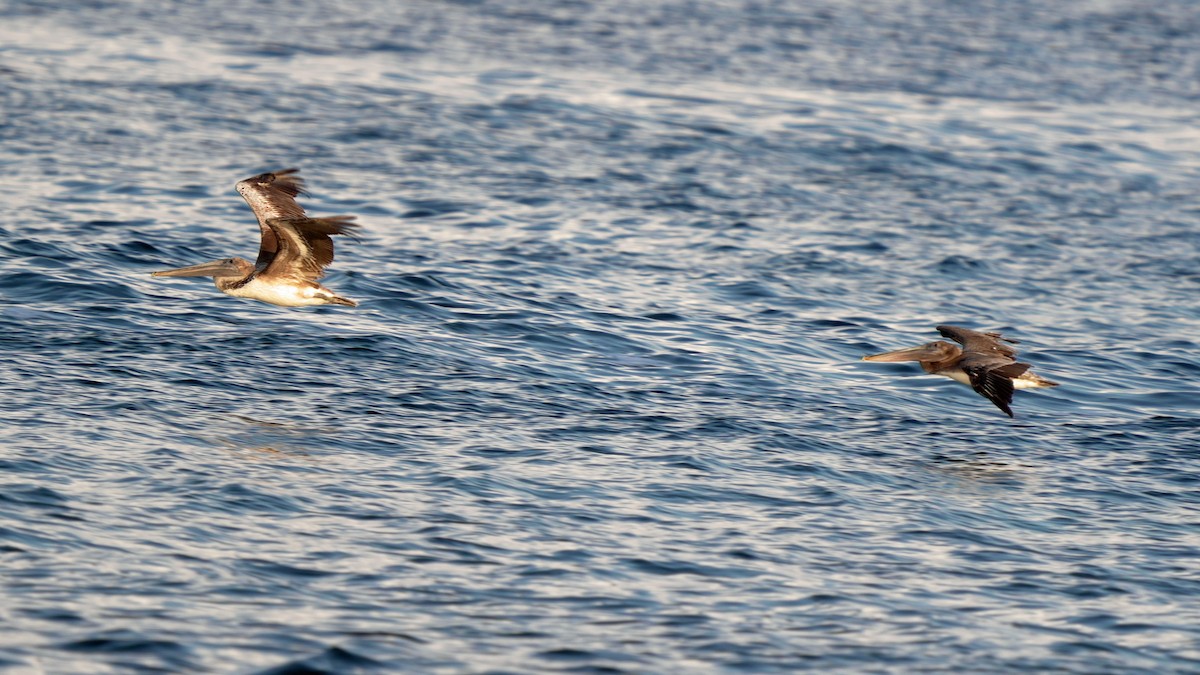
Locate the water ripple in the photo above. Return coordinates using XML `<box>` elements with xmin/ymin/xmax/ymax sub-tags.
<box><xmin>2</xmin><ymin>1</ymin><xmax>1200</xmax><ymax>673</ymax></box>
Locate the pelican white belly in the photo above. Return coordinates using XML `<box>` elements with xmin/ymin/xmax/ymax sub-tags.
<box><xmin>225</xmin><ymin>278</ymin><xmax>331</xmax><ymax>307</ymax></box>
<box><xmin>942</xmin><ymin>370</ymin><xmax>972</xmax><ymax>387</ymax></box>
<box><xmin>939</xmin><ymin>368</ymin><xmax>1055</xmax><ymax>389</ymax></box>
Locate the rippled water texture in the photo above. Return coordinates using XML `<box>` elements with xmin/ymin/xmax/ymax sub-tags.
<box><xmin>2</xmin><ymin>1</ymin><xmax>1200</xmax><ymax>672</ymax></box>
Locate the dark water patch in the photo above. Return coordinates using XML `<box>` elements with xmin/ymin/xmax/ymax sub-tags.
<box><xmin>255</xmin><ymin>646</ymin><xmax>385</xmax><ymax>675</ymax></box>
<box><xmin>0</xmin><ymin>484</ymin><xmax>70</xmax><ymax>510</ymax></box>
<box><xmin>57</xmin><ymin>630</ymin><xmax>200</xmax><ymax>671</ymax></box>
<box><xmin>21</xmin><ymin>607</ymin><xmax>87</xmax><ymax>624</ymax></box>
<box><xmin>535</xmin><ymin>646</ymin><xmax>647</xmax><ymax>674</ymax></box>
<box><xmin>206</xmin><ymin>483</ymin><xmax>314</xmax><ymax>516</ymax></box>
<box><xmin>400</xmin><ymin>199</ymin><xmax>476</xmax><ymax>219</ymax></box>
<box><xmin>1</xmin><ymin>236</ymin><xmax>81</xmax><ymax>259</ymax></box>
<box><xmin>0</xmin><ymin>269</ymin><xmax>141</xmax><ymax>300</ymax></box>
<box><xmin>931</xmin><ymin>255</ymin><xmax>990</xmax><ymax>277</ymax></box>
<box><xmin>240</xmin><ymin>559</ymin><xmax>340</xmax><ymax>580</ymax></box>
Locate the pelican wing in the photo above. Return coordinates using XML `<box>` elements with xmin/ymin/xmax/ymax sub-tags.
<box><xmin>236</xmin><ymin>169</ymin><xmax>308</xmax><ymax>267</ymax></box>
<box><xmin>962</xmin><ymin>357</ymin><xmax>1029</xmax><ymax>418</ymax></box>
<box><xmin>937</xmin><ymin>325</ymin><xmax>1019</xmax><ymax>359</ymax></box>
<box><xmin>260</xmin><ymin>216</ymin><xmax>360</xmax><ymax>282</ymax></box>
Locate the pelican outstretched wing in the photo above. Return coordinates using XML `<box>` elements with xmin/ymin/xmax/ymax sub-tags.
<box><xmin>937</xmin><ymin>325</ymin><xmax>1020</xmax><ymax>359</ymax></box>
<box><xmin>260</xmin><ymin>216</ymin><xmax>360</xmax><ymax>282</ymax></box>
<box><xmin>236</xmin><ymin>169</ymin><xmax>308</xmax><ymax>267</ymax></box>
<box><xmin>962</xmin><ymin>358</ymin><xmax>1030</xmax><ymax>417</ymax></box>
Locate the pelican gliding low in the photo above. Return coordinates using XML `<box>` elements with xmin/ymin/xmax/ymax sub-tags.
<box><xmin>152</xmin><ymin>169</ymin><xmax>360</xmax><ymax>307</ymax></box>
<box><xmin>863</xmin><ymin>325</ymin><xmax>1059</xmax><ymax>417</ymax></box>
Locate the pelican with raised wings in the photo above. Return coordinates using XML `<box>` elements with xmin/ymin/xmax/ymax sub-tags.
<box><xmin>152</xmin><ymin>169</ymin><xmax>360</xmax><ymax>307</ymax></box>
<box><xmin>862</xmin><ymin>325</ymin><xmax>1058</xmax><ymax>417</ymax></box>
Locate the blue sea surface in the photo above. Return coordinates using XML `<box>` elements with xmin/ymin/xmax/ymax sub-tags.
<box><xmin>2</xmin><ymin>1</ymin><xmax>1200</xmax><ymax>672</ymax></box>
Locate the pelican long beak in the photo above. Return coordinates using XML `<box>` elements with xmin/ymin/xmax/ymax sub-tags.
<box><xmin>152</xmin><ymin>260</ymin><xmax>241</xmax><ymax>278</ymax></box>
<box><xmin>862</xmin><ymin>344</ymin><xmax>941</xmax><ymax>362</ymax></box>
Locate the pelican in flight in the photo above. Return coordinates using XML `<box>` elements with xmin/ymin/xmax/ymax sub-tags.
<box><xmin>152</xmin><ymin>169</ymin><xmax>360</xmax><ymax>307</ymax></box>
<box><xmin>862</xmin><ymin>325</ymin><xmax>1059</xmax><ymax>417</ymax></box>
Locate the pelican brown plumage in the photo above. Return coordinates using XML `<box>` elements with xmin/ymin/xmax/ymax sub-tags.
<box><xmin>862</xmin><ymin>325</ymin><xmax>1059</xmax><ymax>417</ymax></box>
<box><xmin>151</xmin><ymin>169</ymin><xmax>360</xmax><ymax>307</ymax></box>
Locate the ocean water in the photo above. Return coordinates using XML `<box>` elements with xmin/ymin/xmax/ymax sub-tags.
<box><xmin>2</xmin><ymin>1</ymin><xmax>1200</xmax><ymax>672</ymax></box>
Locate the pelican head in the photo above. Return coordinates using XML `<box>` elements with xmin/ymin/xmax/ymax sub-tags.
<box><xmin>152</xmin><ymin>257</ymin><xmax>253</xmax><ymax>286</ymax></box>
<box><xmin>862</xmin><ymin>340</ymin><xmax>959</xmax><ymax>364</ymax></box>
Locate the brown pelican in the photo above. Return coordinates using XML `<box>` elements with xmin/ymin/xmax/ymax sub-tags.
<box><xmin>151</xmin><ymin>169</ymin><xmax>360</xmax><ymax>307</ymax></box>
<box><xmin>862</xmin><ymin>325</ymin><xmax>1058</xmax><ymax>417</ymax></box>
